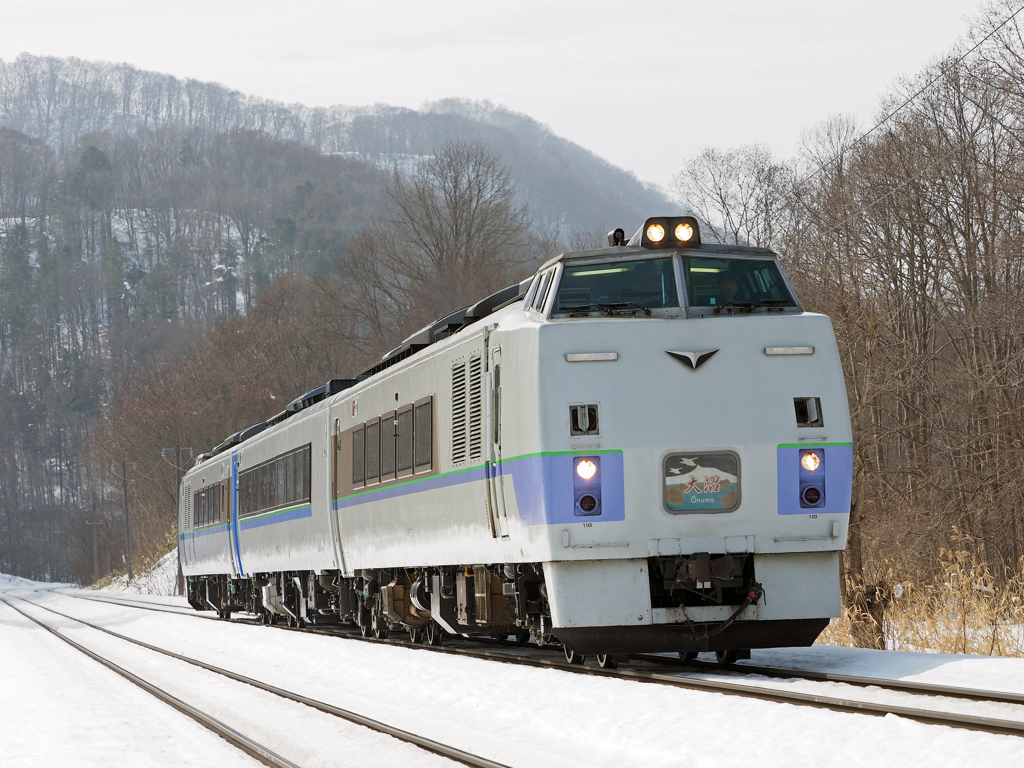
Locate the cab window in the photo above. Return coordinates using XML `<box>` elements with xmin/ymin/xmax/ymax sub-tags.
<box><xmin>552</xmin><ymin>257</ymin><xmax>678</xmax><ymax>314</ymax></box>
<box><xmin>682</xmin><ymin>257</ymin><xmax>796</xmax><ymax>310</ymax></box>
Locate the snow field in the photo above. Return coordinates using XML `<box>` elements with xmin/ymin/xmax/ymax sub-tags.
<box><xmin>18</xmin><ymin>587</ymin><xmax>1024</xmax><ymax>767</ymax></box>
<box><xmin>6</xmin><ymin>592</ymin><xmax>461</xmax><ymax>767</ymax></box>
<box><xmin>0</xmin><ymin>595</ymin><xmax>258</xmax><ymax>768</ymax></box>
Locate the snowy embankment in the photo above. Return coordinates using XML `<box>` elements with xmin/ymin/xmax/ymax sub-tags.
<box><xmin>3</xmin><ymin>573</ymin><xmax>1024</xmax><ymax>766</ymax></box>
<box><xmin>100</xmin><ymin>548</ymin><xmax>181</xmax><ymax>596</ymax></box>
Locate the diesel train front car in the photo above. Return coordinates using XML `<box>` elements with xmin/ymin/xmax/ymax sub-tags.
<box><xmin>179</xmin><ymin>216</ymin><xmax>853</xmax><ymax>661</ymax></box>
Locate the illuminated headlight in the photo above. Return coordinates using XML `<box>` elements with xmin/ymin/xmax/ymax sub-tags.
<box><xmin>576</xmin><ymin>458</ymin><xmax>598</xmax><ymax>480</ymax></box>
<box><xmin>646</xmin><ymin>223</ymin><xmax>665</xmax><ymax>243</ymax></box>
<box><xmin>675</xmin><ymin>222</ymin><xmax>694</xmax><ymax>242</ymax></box>
<box><xmin>800</xmin><ymin>451</ymin><xmax>821</xmax><ymax>472</ymax></box>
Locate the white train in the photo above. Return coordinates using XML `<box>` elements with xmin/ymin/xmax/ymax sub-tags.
<box><xmin>179</xmin><ymin>216</ymin><xmax>853</xmax><ymax>664</ymax></box>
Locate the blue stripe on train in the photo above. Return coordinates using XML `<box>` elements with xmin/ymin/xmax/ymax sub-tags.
<box><xmin>332</xmin><ymin>466</ymin><xmax>489</xmax><ymax>511</ymax></box>
<box><xmin>331</xmin><ymin>452</ymin><xmax>626</xmax><ymax>526</ymax></box>
<box><xmin>239</xmin><ymin>504</ymin><xmax>313</xmax><ymax>530</ymax></box>
<box><xmin>180</xmin><ymin>505</ymin><xmax>313</xmax><ymax>541</ymax></box>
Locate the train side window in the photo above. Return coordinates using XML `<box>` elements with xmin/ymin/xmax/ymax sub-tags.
<box><xmin>415</xmin><ymin>399</ymin><xmax>433</xmax><ymax>470</ymax></box>
<box><xmin>522</xmin><ymin>273</ymin><xmax>541</xmax><ymax>308</ymax></box>
<box><xmin>277</xmin><ymin>457</ymin><xmax>287</xmax><ymax>505</ymax></box>
<box><xmin>365</xmin><ymin>418</ymin><xmax>381</xmax><ymax>482</ymax></box>
<box><xmin>529</xmin><ymin>271</ymin><xmax>551</xmax><ymax>313</ymax></box>
<box><xmin>301</xmin><ymin>444</ymin><xmax>311</xmax><ymax>501</ymax></box>
<box><xmin>352</xmin><ymin>427</ymin><xmax>365</xmax><ymax>485</ymax></box>
<box><xmin>397</xmin><ymin>407</ymin><xmax>413</xmax><ymax>473</ymax></box>
<box><xmin>381</xmin><ymin>411</ymin><xmax>397</xmax><ymax>480</ymax></box>
<box><xmin>539</xmin><ymin>269</ymin><xmax>558</xmax><ymax>313</ymax></box>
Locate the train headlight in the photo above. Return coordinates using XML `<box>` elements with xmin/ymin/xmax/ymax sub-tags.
<box><xmin>646</xmin><ymin>223</ymin><xmax>666</xmax><ymax>243</ymax></box>
<box><xmin>637</xmin><ymin>217</ymin><xmax>701</xmax><ymax>249</ymax></box>
<box><xmin>675</xmin><ymin>222</ymin><xmax>694</xmax><ymax>242</ymax></box>
<box><xmin>800</xmin><ymin>451</ymin><xmax>821</xmax><ymax>472</ymax></box>
<box><xmin>576</xmin><ymin>458</ymin><xmax>598</xmax><ymax>480</ymax></box>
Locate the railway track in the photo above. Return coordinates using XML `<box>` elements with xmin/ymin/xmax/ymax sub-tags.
<box><xmin>35</xmin><ymin>587</ymin><xmax>1024</xmax><ymax>738</ymax></box>
<box><xmin>1</xmin><ymin>592</ymin><xmax>509</xmax><ymax>768</ymax></box>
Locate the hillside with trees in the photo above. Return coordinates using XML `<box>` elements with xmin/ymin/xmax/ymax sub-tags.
<box><xmin>0</xmin><ymin>54</ymin><xmax>673</xmax><ymax>582</ymax></box>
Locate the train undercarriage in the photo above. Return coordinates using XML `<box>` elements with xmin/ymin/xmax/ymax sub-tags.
<box><xmin>188</xmin><ymin>563</ymin><xmax>549</xmax><ymax>642</ymax></box>
<box><xmin>185</xmin><ymin>555</ymin><xmax>817</xmax><ymax>665</ymax></box>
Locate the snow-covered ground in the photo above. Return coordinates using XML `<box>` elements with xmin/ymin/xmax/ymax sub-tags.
<box><xmin>100</xmin><ymin>548</ymin><xmax>181</xmax><ymax>596</ymax></box>
<box><xmin>3</xmin><ymin>573</ymin><xmax>1024</xmax><ymax>766</ymax></box>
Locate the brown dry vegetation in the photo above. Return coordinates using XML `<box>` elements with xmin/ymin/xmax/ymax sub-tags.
<box><xmin>819</xmin><ymin>533</ymin><xmax>1024</xmax><ymax>656</ymax></box>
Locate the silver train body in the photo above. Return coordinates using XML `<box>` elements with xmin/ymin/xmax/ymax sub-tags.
<box><xmin>179</xmin><ymin>217</ymin><xmax>853</xmax><ymax>656</ymax></box>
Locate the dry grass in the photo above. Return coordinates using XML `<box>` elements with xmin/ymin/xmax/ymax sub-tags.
<box><xmin>819</xmin><ymin>534</ymin><xmax>1024</xmax><ymax>657</ymax></box>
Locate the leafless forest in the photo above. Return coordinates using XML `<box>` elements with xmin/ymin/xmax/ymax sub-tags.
<box><xmin>672</xmin><ymin>4</ymin><xmax>1024</xmax><ymax>643</ymax></box>
<box><xmin>2</xmin><ymin>4</ymin><xmax>1024</xmax><ymax>649</ymax></box>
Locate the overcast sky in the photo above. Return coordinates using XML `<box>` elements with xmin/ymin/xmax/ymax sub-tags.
<box><xmin>0</xmin><ymin>0</ymin><xmax>989</xmax><ymax>190</ymax></box>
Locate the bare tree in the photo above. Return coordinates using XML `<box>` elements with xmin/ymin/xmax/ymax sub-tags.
<box><xmin>672</xmin><ymin>144</ymin><xmax>792</xmax><ymax>248</ymax></box>
<box><xmin>344</xmin><ymin>140</ymin><xmax>536</xmax><ymax>347</ymax></box>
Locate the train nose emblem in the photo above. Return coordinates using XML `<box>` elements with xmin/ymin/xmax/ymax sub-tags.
<box><xmin>667</xmin><ymin>349</ymin><xmax>718</xmax><ymax>370</ymax></box>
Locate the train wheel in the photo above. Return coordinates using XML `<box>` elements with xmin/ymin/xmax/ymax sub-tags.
<box><xmin>425</xmin><ymin>620</ymin><xmax>444</xmax><ymax>646</ymax></box>
<box><xmin>371</xmin><ymin>614</ymin><xmax>388</xmax><ymax>640</ymax></box>
<box><xmin>564</xmin><ymin>646</ymin><xmax>585</xmax><ymax>665</ymax></box>
<box><xmin>595</xmin><ymin>654</ymin><xmax>617</xmax><ymax>669</ymax></box>
<box><xmin>359</xmin><ymin>622</ymin><xmax>372</xmax><ymax>638</ymax></box>
<box><xmin>514</xmin><ymin>632</ymin><xmax>530</xmax><ymax>646</ymax></box>
<box><xmin>408</xmin><ymin>627</ymin><xmax>424</xmax><ymax>644</ymax></box>
<box><xmin>715</xmin><ymin>650</ymin><xmax>739</xmax><ymax>666</ymax></box>
<box><xmin>678</xmin><ymin>652</ymin><xmax>698</xmax><ymax>662</ymax></box>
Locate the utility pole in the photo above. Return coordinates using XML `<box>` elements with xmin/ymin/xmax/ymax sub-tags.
<box><xmin>162</xmin><ymin>445</ymin><xmax>193</xmax><ymax>596</ymax></box>
<box><xmin>85</xmin><ymin>520</ymin><xmax>102</xmax><ymax>583</ymax></box>
<box><xmin>112</xmin><ymin>461</ymin><xmax>135</xmax><ymax>582</ymax></box>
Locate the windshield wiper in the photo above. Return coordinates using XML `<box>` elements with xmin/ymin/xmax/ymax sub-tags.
<box><xmin>712</xmin><ymin>298</ymin><xmax>793</xmax><ymax>315</ymax></box>
<box><xmin>559</xmin><ymin>303</ymin><xmax>612</xmax><ymax>316</ymax></box>
<box><xmin>597</xmin><ymin>302</ymin><xmax>653</xmax><ymax>316</ymax></box>
<box><xmin>752</xmin><ymin>299</ymin><xmax>792</xmax><ymax>312</ymax></box>
<box><xmin>712</xmin><ymin>301</ymin><xmax>757</xmax><ymax>315</ymax></box>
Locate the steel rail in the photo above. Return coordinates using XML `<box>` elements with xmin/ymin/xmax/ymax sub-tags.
<box><xmin>12</xmin><ymin>593</ymin><xmax>510</xmax><ymax>768</ymax></box>
<box><xmin>42</xmin><ymin>587</ymin><xmax>1024</xmax><ymax>735</ymax></box>
<box><xmin>0</xmin><ymin>595</ymin><xmax>299</xmax><ymax>768</ymax></box>
<box><xmin>636</xmin><ymin>654</ymin><xmax>1024</xmax><ymax>706</ymax></box>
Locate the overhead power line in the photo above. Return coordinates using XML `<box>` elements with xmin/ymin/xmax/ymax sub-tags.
<box><xmin>798</xmin><ymin>2</ymin><xmax>1024</xmax><ymax>191</ymax></box>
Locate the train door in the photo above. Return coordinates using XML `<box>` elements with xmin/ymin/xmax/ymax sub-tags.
<box><xmin>330</xmin><ymin>416</ymin><xmax>348</xmax><ymax>574</ymax></box>
<box><xmin>488</xmin><ymin>346</ymin><xmax>510</xmax><ymax>539</ymax></box>
<box><xmin>224</xmin><ymin>479</ymin><xmax>239</xmax><ymax>577</ymax></box>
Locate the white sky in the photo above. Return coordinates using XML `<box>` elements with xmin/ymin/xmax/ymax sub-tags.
<box><xmin>0</xmin><ymin>0</ymin><xmax>986</xmax><ymax>190</ymax></box>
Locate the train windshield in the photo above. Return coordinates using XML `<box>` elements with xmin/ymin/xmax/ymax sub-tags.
<box><xmin>682</xmin><ymin>257</ymin><xmax>797</xmax><ymax>312</ymax></box>
<box><xmin>553</xmin><ymin>257</ymin><xmax>678</xmax><ymax>315</ymax></box>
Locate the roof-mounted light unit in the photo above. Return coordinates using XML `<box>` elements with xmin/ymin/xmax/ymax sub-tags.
<box><xmin>632</xmin><ymin>216</ymin><xmax>702</xmax><ymax>250</ymax></box>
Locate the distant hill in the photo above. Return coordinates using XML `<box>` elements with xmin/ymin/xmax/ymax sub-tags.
<box><xmin>0</xmin><ymin>54</ymin><xmax>675</xmax><ymax>240</ymax></box>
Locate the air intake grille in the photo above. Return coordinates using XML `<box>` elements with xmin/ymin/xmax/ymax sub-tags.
<box><xmin>451</xmin><ymin>362</ymin><xmax>467</xmax><ymax>464</ymax></box>
<box><xmin>183</xmin><ymin>483</ymin><xmax>192</xmax><ymax>531</ymax></box>
<box><xmin>468</xmin><ymin>356</ymin><xmax>483</xmax><ymax>460</ymax></box>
